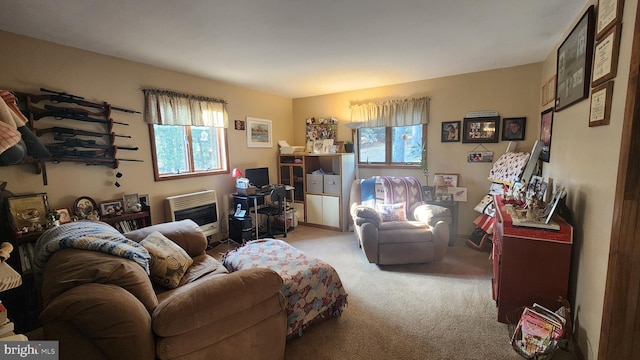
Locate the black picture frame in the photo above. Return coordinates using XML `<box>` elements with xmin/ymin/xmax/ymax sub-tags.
<box><xmin>540</xmin><ymin>108</ymin><xmax>554</xmax><ymax>162</ymax></box>
<box><xmin>555</xmin><ymin>5</ymin><xmax>595</xmax><ymax>111</ymax></box>
<box><xmin>462</xmin><ymin>117</ymin><xmax>500</xmax><ymax>143</ymax></box>
<box><xmin>441</xmin><ymin>121</ymin><xmax>461</xmax><ymax>142</ymax></box>
<box><xmin>421</xmin><ymin>186</ymin><xmax>434</xmax><ymax>201</ymax></box>
<box><xmin>501</xmin><ymin>117</ymin><xmax>526</xmax><ymax>141</ymax></box>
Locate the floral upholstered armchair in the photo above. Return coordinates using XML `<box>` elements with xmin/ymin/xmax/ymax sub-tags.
<box><xmin>349</xmin><ymin>176</ymin><xmax>452</xmax><ymax>265</ymax></box>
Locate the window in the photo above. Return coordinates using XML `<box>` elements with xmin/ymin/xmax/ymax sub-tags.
<box><xmin>358</xmin><ymin>124</ymin><xmax>425</xmax><ymax>165</ymax></box>
<box><xmin>144</xmin><ymin>89</ymin><xmax>229</xmax><ymax>180</ymax></box>
<box><xmin>150</xmin><ymin>125</ymin><xmax>227</xmax><ymax>178</ymax></box>
<box><xmin>350</xmin><ymin>97</ymin><xmax>429</xmax><ymax>167</ymax></box>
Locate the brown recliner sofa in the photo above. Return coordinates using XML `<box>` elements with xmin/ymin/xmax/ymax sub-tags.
<box><xmin>38</xmin><ymin>219</ymin><xmax>287</xmax><ymax>360</ymax></box>
<box><xmin>349</xmin><ymin>176</ymin><xmax>452</xmax><ymax>265</ymax></box>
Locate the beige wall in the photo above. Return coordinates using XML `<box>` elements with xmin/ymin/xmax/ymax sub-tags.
<box><xmin>293</xmin><ymin>64</ymin><xmax>543</xmax><ymax>237</ymax></box>
<box><xmin>538</xmin><ymin>1</ymin><xmax>636</xmax><ymax>358</ymax></box>
<box><xmin>0</xmin><ymin>31</ymin><xmax>293</xmax><ymax>238</ymax></box>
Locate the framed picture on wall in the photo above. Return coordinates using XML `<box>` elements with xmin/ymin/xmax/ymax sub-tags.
<box><xmin>462</xmin><ymin>117</ymin><xmax>500</xmax><ymax>143</ymax></box>
<box><xmin>246</xmin><ymin>117</ymin><xmax>272</xmax><ymax>148</ymax></box>
<box><xmin>501</xmin><ymin>117</ymin><xmax>526</xmax><ymax>141</ymax></box>
<box><xmin>540</xmin><ymin>108</ymin><xmax>554</xmax><ymax>162</ymax></box>
<box><xmin>596</xmin><ymin>0</ymin><xmax>624</xmax><ymax>40</ymax></box>
<box><xmin>555</xmin><ymin>5</ymin><xmax>595</xmax><ymax>111</ymax></box>
<box><xmin>441</xmin><ymin>121</ymin><xmax>461</xmax><ymax>142</ymax></box>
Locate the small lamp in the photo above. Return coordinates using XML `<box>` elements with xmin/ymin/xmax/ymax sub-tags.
<box><xmin>433</xmin><ymin>175</ymin><xmax>448</xmax><ymax>201</ymax></box>
<box><xmin>231</xmin><ymin>168</ymin><xmax>243</xmax><ymax>178</ymax></box>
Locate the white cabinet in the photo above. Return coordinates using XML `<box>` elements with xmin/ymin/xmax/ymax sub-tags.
<box><xmin>306</xmin><ymin>194</ymin><xmax>340</xmax><ymax>228</ymax></box>
<box><xmin>302</xmin><ymin>153</ymin><xmax>354</xmax><ymax>231</ymax></box>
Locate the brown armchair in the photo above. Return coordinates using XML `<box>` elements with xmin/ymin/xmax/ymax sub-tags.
<box><xmin>349</xmin><ymin>176</ymin><xmax>452</xmax><ymax>265</ymax></box>
<box><xmin>38</xmin><ymin>220</ymin><xmax>287</xmax><ymax>360</ymax></box>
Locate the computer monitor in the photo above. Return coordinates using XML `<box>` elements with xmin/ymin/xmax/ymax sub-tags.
<box><xmin>245</xmin><ymin>167</ymin><xmax>270</xmax><ymax>188</ymax></box>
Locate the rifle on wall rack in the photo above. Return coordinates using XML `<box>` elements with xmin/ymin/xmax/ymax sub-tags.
<box><xmin>49</xmin><ymin>157</ymin><xmax>143</xmax><ymax>169</ymax></box>
<box><xmin>48</xmin><ymin>138</ymin><xmax>138</xmax><ymax>151</ymax></box>
<box><xmin>27</xmin><ymin>103</ymin><xmax>129</xmax><ymax>126</ymax></box>
<box><xmin>35</xmin><ymin>126</ymin><xmax>131</xmax><ymax>139</ymax></box>
<box><xmin>36</xmin><ymin>88</ymin><xmax>142</xmax><ymax>114</ymax></box>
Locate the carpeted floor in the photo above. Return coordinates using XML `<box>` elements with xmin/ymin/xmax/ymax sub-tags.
<box><xmin>212</xmin><ymin>226</ymin><xmax>543</xmax><ymax>360</ymax></box>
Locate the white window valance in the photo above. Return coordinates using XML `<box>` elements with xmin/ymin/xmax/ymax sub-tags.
<box><xmin>349</xmin><ymin>97</ymin><xmax>430</xmax><ymax>127</ymax></box>
<box><xmin>143</xmin><ymin>89</ymin><xmax>228</xmax><ymax>128</ymax></box>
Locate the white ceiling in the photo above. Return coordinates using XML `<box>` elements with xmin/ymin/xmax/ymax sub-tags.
<box><xmin>0</xmin><ymin>0</ymin><xmax>588</xmax><ymax>98</ymax></box>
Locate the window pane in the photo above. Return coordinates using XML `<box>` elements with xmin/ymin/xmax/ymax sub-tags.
<box><xmin>359</xmin><ymin>127</ymin><xmax>386</xmax><ymax>163</ymax></box>
<box><xmin>153</xmin><ymin>125</ymin><xmax>188</xmax><ymax>174</ymax></box>
<box><xmin>191</xmin><ymin>126</ymin><xmax>220</xmax><ymax>171</ymax></box>
<box><xmin>391</xmin><ymin>125</ymin><xmax>422</xmax><ymax>163</ymax></box>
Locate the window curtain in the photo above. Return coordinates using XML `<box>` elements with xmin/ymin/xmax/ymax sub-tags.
<box><xmin>143</xmin><ymin>89</ymin><xmax>228</xmax><ymax>128</ymax></box>
<box><xmin>349</xmin><ymin>97</ymin><xmax>430</xmax><ymax>127</ymax></box>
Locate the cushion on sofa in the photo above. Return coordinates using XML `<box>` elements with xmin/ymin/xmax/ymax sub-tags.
<box><xmin>141</xmin><ymin>232</ymin><xmax>193</xmax><ymax>289</ymax></box>
<box><xmin>125</xmin><ymin>219</ymin><xmax>207</xmax><ymax>257</ymax></box>
<box><xmin>376</xmin><ymin>203</ymin><xmax>406</xmax><ymax>222</ymax></box>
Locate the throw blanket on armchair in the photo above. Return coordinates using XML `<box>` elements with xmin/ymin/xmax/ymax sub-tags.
<box><xmin>34</xmin><ymin>221</ymin><xmax>151</xmax><ymax>277</ymax></box>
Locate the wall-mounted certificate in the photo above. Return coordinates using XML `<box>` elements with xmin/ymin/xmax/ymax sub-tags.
<box><xmin>589</xmin><ymin>82</ymin><xmax>614</xmax><ymax>127</ymax></box>
<box><xmin>596</xmin><ymin>0</ymin><xmax>624</xmax><ymax>40</ymax></box>
<box><xmin>592</xmin><ymin>23</ymin><xmax>621</xmax><ymax>87</ymax></box>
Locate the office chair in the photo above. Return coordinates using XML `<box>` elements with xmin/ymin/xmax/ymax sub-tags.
<box><xmin>257</xmin><ymin>186</ymin><xmax>287</xmax><ymax>238</ymax></box>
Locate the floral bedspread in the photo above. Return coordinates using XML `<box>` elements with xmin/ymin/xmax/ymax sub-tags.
<box><xmin>222</xmin><ymin>239</ymin><xmax>348</xmax><ymax>338</ymax></box>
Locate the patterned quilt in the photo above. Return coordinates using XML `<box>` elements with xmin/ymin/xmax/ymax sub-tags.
<box><xmin>222</xmin><ymin>239</ymin><xmax>348</xmax><ymax>338</ymax></box>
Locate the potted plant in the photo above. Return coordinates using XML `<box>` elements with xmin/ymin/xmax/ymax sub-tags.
<box><xmin>420</xmin><ymin>140</ymin><xmax>429</xmax><ymax>185</ymax></box>
<box><xmin>344</xmin><ymin>141</ymin><xmax>354</xmax><ymax>153</ymax></box>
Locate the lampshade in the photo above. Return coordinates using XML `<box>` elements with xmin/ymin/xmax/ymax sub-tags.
<box><xmin>0</xmin><ymin>243</ymin><xmax>21</xmax><ymax>292</ymax></box>
<box><xmin>231</xmin><ymin>168</ymin><xmax>243</xmax><ymax>178</ymax></box>
<box><xmin>433</xmin><ymin>175</ymin><xmax>446</xmax><ymax>187</ymax></box>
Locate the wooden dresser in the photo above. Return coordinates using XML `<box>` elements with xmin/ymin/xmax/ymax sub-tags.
<box><xmin>491</xmin><ymin>195</ymin><xmax>573</xmax><ymax>323</ymax></box>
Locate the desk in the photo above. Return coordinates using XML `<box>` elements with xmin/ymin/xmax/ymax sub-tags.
<box><xmin>233</xmin><ymin>185</ymin><xmax>294</xmax><ymax>241</ymax></box>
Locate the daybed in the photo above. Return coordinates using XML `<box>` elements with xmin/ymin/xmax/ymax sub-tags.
<box><xmin>35</xmin><ymin>219</ymin><xmax>287</xmax><ymax>360</ymax></box>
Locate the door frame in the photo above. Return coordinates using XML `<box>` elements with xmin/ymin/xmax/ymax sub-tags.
<box><xmin>598</xmin><ymin>2</ymin><xmax>640</xmax><ymax>358</ymax></box>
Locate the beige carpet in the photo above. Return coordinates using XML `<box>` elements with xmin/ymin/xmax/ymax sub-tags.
<box><xmin>212</xmin><ymin>226</ymin><xmax>538</xmax><ymax>360</ymax></box>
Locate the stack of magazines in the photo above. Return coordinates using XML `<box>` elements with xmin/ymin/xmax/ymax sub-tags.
<box><xmin>511</xmin><ymin>303</ymin><xmax>567</xmax><ymax>359</ymax></box>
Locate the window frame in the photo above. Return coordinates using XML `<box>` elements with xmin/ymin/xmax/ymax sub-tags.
<box><xmin>148</xmin><ymin>124</ymin><xmax>230</xmax><ymax>181</ymax></box>
<box><xmin>357</xmin><ymin>124</ymin><xmax>427</xmax><ymax>168</ymax></box>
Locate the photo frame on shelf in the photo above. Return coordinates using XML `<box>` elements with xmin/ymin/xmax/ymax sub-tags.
<box><xmin>441</xmin><ymin>121</ymin><xmax>461</xmax><ymax>142</ymax></box>
<box><xmin>449</xmin><ymin>187</ymin><xmax>468</xmax><ymax>202</ymax></box>
<box><xmin>589</xmin><ymin>81</ymin><xmax>614</xmax><ymax>127</ymax></box>
<box><xmin>596</xmin><ymin>0</ymin><xmax>624</xmax><ymax>40</ymax></box>
<box><xmin>100</xmin><ymin>199</ymin><xmax>124</xmax><ymax>217</ymax></box>
<box><xmin>435</xmin><ymin>173</ymin><xmax>459</xmax><ymax>187</ymax></box>
<box><xmin>501</xmin><ymin>117</ymin><xmax>526</xmax><ymax>141</ymax></box>
<box><xmin>138</xmin><ymin>193</ymin><xmax>150</xmax><ymax>207</ymax></box>
<box><xmin>592</xmin><ymin>23</ymin><xmax>621</xmax><ymax>87</ymax></box>
<box><xmin>462</xmin><ymin>117</ymin><xmax>500</xmax><ymax>143</ymax></box>
<box><xmin>540</xmin><ymin>108</ymin><xmax>554</xmax><ymax>162</ymax></box>
<box><xmin>123</xmin><ymin>193</ymin><xmax>140</xmax><ymax>213</ymax></box>
<box><xmin>73</xmin><ymin>196</ymin><xmax>98</xmax><ymax>220</ymax></box>
<box><xmin>555</xmin><ymin>5</ymin><xmax>595</xmax><ymax>111</ymax></box>
<box><xmin>246</xmin><ymin>117</ymin><xmax>272</xmax><ymax>148</ymax></box>
<box><xmin>421</xmin><ymin>186</ymin><xmax>434</xmax><ymax>201</ymax></box>
<box><xmin>55</xmin><ymin>207</ymin><xmax>72</xmax><ymax>224</ymax></box>
<box><xmin>7</xmin><ymin>193</ymin><xmax>49</xmax><ymax>232</ymax></box>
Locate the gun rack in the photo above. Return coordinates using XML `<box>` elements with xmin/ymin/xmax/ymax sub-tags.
<box><xmin>13</xmin><ymin>88</ymin><xmax>142</xmax><ymax>186</ymax></box>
